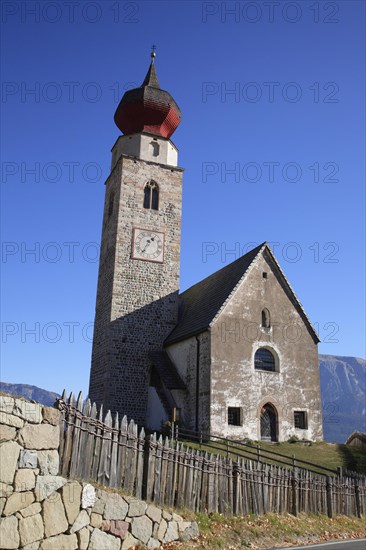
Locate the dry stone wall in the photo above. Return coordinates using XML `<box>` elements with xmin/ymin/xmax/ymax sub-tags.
<box><xmin>0</xmin><ymin>395</ymin><xmax>199</xmax><ymax>549</ymax></box>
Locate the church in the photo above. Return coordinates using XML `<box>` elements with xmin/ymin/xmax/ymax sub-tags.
<box><xmin>88</xmin><ymin>53</ymin><xmax>323</xmax><ymax>443</ymax></box>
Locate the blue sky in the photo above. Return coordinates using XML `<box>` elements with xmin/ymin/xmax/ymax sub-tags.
<box><xmin>1</xmin><ymin>0</ymin><xmax>365</xmax><ymax>396</ymax></box>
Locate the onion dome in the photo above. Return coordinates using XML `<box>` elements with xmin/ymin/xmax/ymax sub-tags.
<box><xmin>114</xmin><ymin>51</ymin><xmax>182</xmax><ymax>139</ymax></box>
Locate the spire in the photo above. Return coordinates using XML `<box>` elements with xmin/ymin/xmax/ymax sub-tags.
<box><xmin>141</xmin><ymin>46</ymin><xmax>160</xmax><ymax>88</ymax></box>
<box><xmin>114</xmin><ymin>49</ymin><xmax>181</xmax><ymax>139</ymax></box>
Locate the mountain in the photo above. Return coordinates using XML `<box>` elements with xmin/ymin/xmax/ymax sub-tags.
<box><xmin>0</xmin><ymin>382</ymin><xmax>60</xmax><ymax>407</ymax></box>
<box><xmin>1</xmin><ymin>354</ymin><xmax>365</xmax><ymax>443</ymax></box>
<box><xmin>319</xmin><ymin>355</ymin><xmax>366</xmax><ymax>443</ymax></box>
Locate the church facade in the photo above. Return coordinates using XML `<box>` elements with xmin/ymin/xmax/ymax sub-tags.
<box><xmin>89</xmin><ymin>54</ymin><xmax>323</xmax><ymax>442</ymax></box>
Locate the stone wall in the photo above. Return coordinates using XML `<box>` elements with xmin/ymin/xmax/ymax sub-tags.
<box><xmin>0</xmin><ymin>395</ymin><xmax>198</xmax><ymax>549</ymax></box>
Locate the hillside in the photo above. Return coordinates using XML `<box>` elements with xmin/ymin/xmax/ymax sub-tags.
<box><xmin>0</xmin><ymin>382</ymin><xmax>60</xmax><ymax>407</ymax></box>
<box><xmin>319</xmin><ymin>354</ymin><xmax>366</xmax><ymax>443</ymax></box>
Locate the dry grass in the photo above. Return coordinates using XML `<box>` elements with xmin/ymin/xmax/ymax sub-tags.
<box><xmin>160</xmin><ymin>512</ymin><xmax>366</xmax><ymax>550</ymax></box>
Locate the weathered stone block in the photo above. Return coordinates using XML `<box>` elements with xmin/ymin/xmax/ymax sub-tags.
<box><xmin>81</xmin><ymin>483</ymin><xmax>96</xmax><ymax>508</ymax></box>
<box><xmin>42</xmin><ymin>407</ymin><xmax>60</xmax><ymax>425</ymax></box>
<box><xmin>14</xmin><ymin>468</ymin><xmax>36</xmax><ymax>491</ymax></box>
<box><xmin>20</xmin><ymin>502</ymin><xmax>42</xmax><ymax>518</ymax></box>
<box><xmin>43</xmin><ymin>492</ymin><xmax>68</xmax><ymax>537</ymax></box>
<box><xmin>163</xmin><ymin>520</ymin><xmax>179</xmax><ymax>543</ymax></box>
<box><xmin>61</xmin><ymin>481</ymin><xmax>82</xmax><ymax>525</ymax></box>
<box><xmin>0</xmin><ymin>412</ymin><xmax>24</xmax><ymax>428</ymax></box>
<box><xmin>0</xmin><ymin>441</ymin><xmax>21</xmax><ymax>483</ymax></box>
<box><xmin>0</xmin><ymin>425</ymin><xmax>16</xmax><ymax>441</ymax></box>
<box><xmin>19</xmin><ymin>514</ymin><xmax>44</xmax><ymax>547</ymax></box>
<box><xmin>0</xmin><ymin>497</ymin><xmax>5</xmax><ymax>516</ymax></box>
<box><xmin>0</xmin><ymin>482</ymin><xmax>13</xmax><ymax>498</ymax></box>
<box><xmin>89</xmin><ymin>528</ymin><xmax>121</xmax><ymax>550</ymax></box>
<box><xmin>40</xmin><ymin>533</ymin><xmax>78</xmax><ymax>549</ymax></box>
<box><xmin>35</xmin><ymin>475</ymin><xmax>67</xmax><ymax>501</ymax></box>
<box><xmin>0</xmin><ymin>396</ymin><xmax>14</xmax><ymax>414</ymax></box>
<box><xmin>19</xmin><ymin>449</ymin><xmax>38</xmax><ymax>469</ymax></box>
<box><xmin>77</xmin><ymin>527</ymin><xmax>90</xmax><ymax>550</ymax></box>
<box><xmin>147</xmin><ymin>537</ymin><xmax>161</xmax><ymax>549</ymax></box>
<box><xmin>37</xmin><ymin>450</ymin><xmax>59</xmax><ymax>475</ymax></box>
<box><xmin>155</xmin><ymin>517</ymin><xmax>167</xmax><ymax>541</ymax></box>
<box><xmin>92</xmin><ymin>496</ymin><xmax>106</xmax><ymax>514</ymax></box>
<box><xmin>179</xmin><ymin>521</ymin><xmax>199</xmax><ymax>541</ymax></box>
<box><xmin>90</xmin><ymin>512</ymin><xmax>103</xmax><ymax>528</ymax></box>
<box><xmin>131</xmin><ymin>515</ymin><xmax>153</xmax><ymax>544</ymax></box>
<box><xmin>146</xmin><ymin>504</ymin><xmax>162</xmax><ymax>524</ymax></box>
<box><xmin>162</xmin><ymin>510</ymin><xmax>172</xmax><ymax>521</ymax></box>
<box><xmin>121</xmin><ymin>532</ymin><xmax>139</xmax><ymax>550</ymax></box>
<box><xmin>104</xmin><ymin>493</ymin><xmax>128</xmax><ymax>520</ymax></box>
<box><xmin>3</xmin><ymin>491</ymin><xmax>35</xmax><ymax>515</ymax></box>
<box><xmin>23</xmin><ymin>542</ymin><xmax>40</xmax><ymax>550</ymax></box>
<box><xmin>0</xmin><ymin>516</ymin><xmax>19</xmax><ymax>549</ymax></box>
<box><xmin>19</xmin><ymin>424</ymin><xmax>59</xmax><ymax>450</ymax></box>
<box><xmin>128</xmin><ymin>498</ymin><xmax>147</xmax><ymax>517</ymax></box>
<box><xmin>14</xmin><ymin>399</ymin><xmax>42</xmax><ymax>423</ymax></box>
<box><xmin>109</xmin><ymin>520</ymin><xmax>129</xmax><ymax>539</ymax></box>
<box><xmin>70</xmin><ymin>510</ymin><xmax>89</xmax><ymax>533</ymax></box>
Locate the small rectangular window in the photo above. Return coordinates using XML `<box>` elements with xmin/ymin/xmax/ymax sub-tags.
<box><xmin>228</xmin><ymin>407</ymin><xmax>242</xmax><ymax>426</ymax></box>
<box><xmin>294</xmin><ymin>411</ymin><xmax>308</xmax><ymax>429</ymax></box>
<box><xmin>262</xmin><ymin>272</ymin><xmax>268</xmax><ymax>279</ymax></box>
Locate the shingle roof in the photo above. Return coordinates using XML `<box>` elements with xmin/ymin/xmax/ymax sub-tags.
<box><xmin>141</xmin><ymin>58</ymin><xmax>160</xmax><ymax>88</ymax></box>
<box><xmin>165</xmin><ymin>242</ymin><xmax>320</xmax><ymax>345</ymax></box>
<box><xmin>165</xmin><ymin>243</ymin><xmax>265</xmax><ymax>345</ymax></box>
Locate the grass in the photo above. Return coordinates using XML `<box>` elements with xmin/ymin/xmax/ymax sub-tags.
<box><xmin>182</xmin><ymin>439</ymin><xmax>366</xmax><ymax>476</ymax></box>
<box><xmin>160</xmin><ymin>512</ymin><xmax>366</xmax><ymax>550</ymax></box>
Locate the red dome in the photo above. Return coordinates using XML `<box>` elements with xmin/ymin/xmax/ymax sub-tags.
<box><xmin>114</xmin><ymin>57</ymin><xmax>181</xmax><ymax>139</ymax></box>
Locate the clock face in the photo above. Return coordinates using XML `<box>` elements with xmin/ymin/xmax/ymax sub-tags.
<box><xmin>132</xmin><ymin>228</ymin><xmax>164</xmax><ymax>263</ymax></box>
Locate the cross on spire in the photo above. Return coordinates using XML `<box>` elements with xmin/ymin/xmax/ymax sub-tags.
<box><xmin>151</xmin><ymin>45</ymin><xmax>156</xmax><ymax>59</ymax></box>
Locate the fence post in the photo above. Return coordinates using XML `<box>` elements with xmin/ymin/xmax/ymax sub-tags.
<box><xmin>326</xmin><ymin>475</ymin><xmax>333</xmax><ymax>518</ymax></box>
<box><xmin>355</xmin><ymin>481</ymin><xmax>361</xmax><ymax>518</ymax></box>
<box><xmin>291</xmin><ymin>469</ymin><xmax>298</xmax><ymax>516</ymax></box>
<box><xmin>233</xmin><ymin>461</ymin><xmax>239</xmax><ymax>515</ymax></box>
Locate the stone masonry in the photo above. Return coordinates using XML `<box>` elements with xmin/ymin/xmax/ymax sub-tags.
<box><xmin>0</xmin><ymin>395</ymin><xmax>199</xmax><ymax>549</ymax></box>
<box><xmin>89</xmin><ymin>136</ymin><xmax>183</xmax><ymax>424</ymax></box>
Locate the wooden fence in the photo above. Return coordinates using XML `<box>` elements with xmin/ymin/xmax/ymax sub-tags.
<box><xmin>56</xmin><ymin>392</ymin><xmax>366</xmax><ymax>518</ymax></box>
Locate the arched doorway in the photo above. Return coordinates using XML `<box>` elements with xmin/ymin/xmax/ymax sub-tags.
<box><xmin>260</xmin><ymin>403</ymin><xmax>278</xmax><ymax>442</ymax></box>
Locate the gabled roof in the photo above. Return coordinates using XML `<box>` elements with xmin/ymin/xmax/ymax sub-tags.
<box><xmin>165</xmin><ymin>242</ymin><xmax>319</xmax><ymax>345</ymax></box>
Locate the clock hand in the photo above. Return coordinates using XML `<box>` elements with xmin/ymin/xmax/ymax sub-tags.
<box><xmin>141</xmin><ymin>239</ymin><xmax>151</xmax><ymax>253</ymax></box>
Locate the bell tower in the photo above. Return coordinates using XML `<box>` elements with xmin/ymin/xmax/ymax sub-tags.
<box><xmin>89</xmin><ymin>52</ymin><xmax>183</xmax><ymax>423</ymax></box>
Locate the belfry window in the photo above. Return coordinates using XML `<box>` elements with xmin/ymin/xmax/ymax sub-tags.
<box><xmin>255</xmin><ymin>348</ymin><xmax>276</xmax><ymax>372</ymax></box>
<box><xmin>143</xmin><ymin>181</ymin><xmax>159</xmax><ymax>210</ymax></box>
<box><xmin>261</xmin><ymin>308</ymin><xmax>270</xmax><ymax>328</ymax></box>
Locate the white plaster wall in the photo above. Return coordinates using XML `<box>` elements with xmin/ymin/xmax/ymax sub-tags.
<box><xmin>111</xmin><ymin>133</ymin><xmax>178</xmax><ymax>169</ymax></box>
<box><xmin>209</xmin><ymin>250</ymin><xmax>323</xmax><ymax>442</ymax></box>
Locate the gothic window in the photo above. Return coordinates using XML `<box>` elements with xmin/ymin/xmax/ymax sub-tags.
<box><xmin>261</xmin><ymin>308</ymin><xmax>270</xmax><ymax>328</ymax></box>
<box><xmin>143</xmin><ymin>181</ymin><xmax>159</xmax><ymax>210</ymax></box>
<box><xmin>255</xmin><ymin>348</ymin><xmax>276</xmax><ymax>372</ymax></box>
<box><xmin>228</xmin><ymin>407</ymin><xmax>242</xmax><ymax>426</ymax></box>
<box><xmin>294</xmin><ymin>411</ymin><xmax>308</xmax><ymax>429</ymax></box>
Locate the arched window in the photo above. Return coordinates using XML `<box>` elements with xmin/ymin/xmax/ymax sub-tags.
<box><xmin>150</xmin><ymin>141</ymin><xmax>160</xmax><ymax>157</ymax></box>
<box><xmin>261</xmin><ymin>308</ymin><xmax>270</xmax><ymax>328</ymax></box>
<box><xmin>254</xmin><ymin>348</ymin><xmax>276</xmax><ymax>372</ymax></box>
<box><xmin>143</xmin><ymin>181</ymin><xmax>159</xmax><ymax>210</ymax></box>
